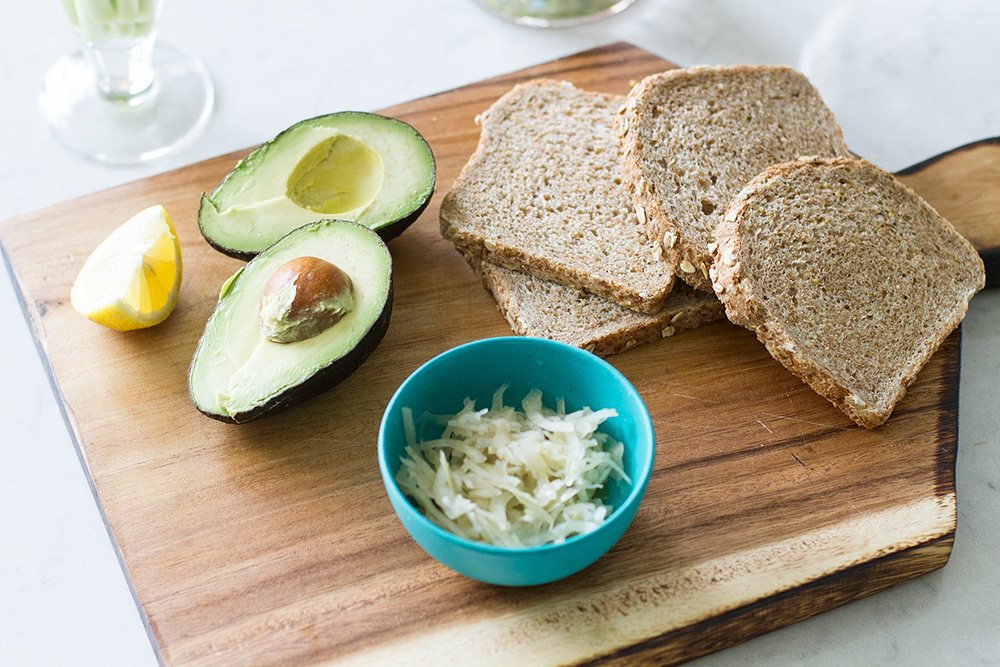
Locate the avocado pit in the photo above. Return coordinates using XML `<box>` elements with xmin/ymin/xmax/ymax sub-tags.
<box><xmin>259</xmin><ymin>256</ymin><xmax>355</xmax><ymax>343</ymax></box>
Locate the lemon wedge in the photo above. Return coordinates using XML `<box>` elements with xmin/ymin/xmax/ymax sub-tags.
<box><xmin>71</xmin><ymin>205</ymin><xmax>182</xmax><ymax>331</ymax></box>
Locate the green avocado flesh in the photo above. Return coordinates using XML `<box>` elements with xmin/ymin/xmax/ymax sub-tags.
<box><xmin>198</xmin><ymin>112</ymin><xmax>435</xmax><ymax>259</ymax></box>
<box><xmin>189</xmin><ymin>220</ymin><xmax>393</xmax><ymax>423</ymax></box>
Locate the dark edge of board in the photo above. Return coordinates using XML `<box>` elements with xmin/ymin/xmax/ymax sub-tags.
<box><xmin>581</xmin><ymin>532</ymin><xmax>954</xmax><ymax>666</ymax></box>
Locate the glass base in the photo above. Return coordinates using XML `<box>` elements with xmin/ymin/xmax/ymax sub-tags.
<box><xmin>39</xmin><ymin>42</ymin><xmax>214</xmax><ymax>165</ymax></box>
<box><xmin>472</xmin><ymin>0</ymin><xmax>639</xmax><ymax>27</ymax></box>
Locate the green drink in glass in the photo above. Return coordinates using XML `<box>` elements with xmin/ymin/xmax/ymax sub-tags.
<box><xmin>40</xmin><ymin>0</ymin><xmax>214</xmax><ymax>164</ymax></box>
<box><xmin>472</xmin><ymin>0</ymin><xmax>639</xmax><ymax>27</ymax></box>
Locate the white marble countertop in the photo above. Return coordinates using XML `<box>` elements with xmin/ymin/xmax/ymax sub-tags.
<box><xmin>1</xmin><ymin>1</ymin><xmax>998</xmax><ymax>665</ymax></box>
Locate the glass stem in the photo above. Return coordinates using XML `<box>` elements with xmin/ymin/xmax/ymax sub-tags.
<box><xmin>82</xmin><ymin>31</ymin><xmax>158</xmax><ymax>102</ymax></box>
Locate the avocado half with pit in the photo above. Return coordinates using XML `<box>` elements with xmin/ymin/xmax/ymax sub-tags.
<box><xmin>189</xmin><ymin>219</ymin><xmax>392</xmax><ymax>423</ymax></box>
<box><xmin>198</xmin><ymin>112</ymin><xmax>435</xmax><ymax>260</ymax></box>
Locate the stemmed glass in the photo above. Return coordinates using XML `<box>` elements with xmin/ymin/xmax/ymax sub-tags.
<box><xmin>39</xmin><ymin>0</ymin><xmax>214</xmax><ymax>165</ymax></box>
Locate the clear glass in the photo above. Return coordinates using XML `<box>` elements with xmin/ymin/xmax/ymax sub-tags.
<box><xmin>472</xmin><ymin>0</ymin><xmax>639</xmax><ymax>27</ymax></box>
<box><xmin>39</xmin><ymin>0</ymin><xmax>214</xmax><ymax>164</ymax></box>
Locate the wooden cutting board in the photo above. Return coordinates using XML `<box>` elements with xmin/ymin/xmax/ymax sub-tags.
<box><xmin>3</xmin><ymin>43</ymin><xmax>997</xmax><ymax>666</ymax></box>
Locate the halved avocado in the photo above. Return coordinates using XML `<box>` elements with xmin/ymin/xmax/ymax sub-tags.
<box><xmin>189</xmin><ymin>219</ymin><xmax>392</xmax><ymax>423</ymax></box>
<box><xmin>198</xmin><ymin>112</ymin><xmax>435</xmax><ymax>260</ymax></box>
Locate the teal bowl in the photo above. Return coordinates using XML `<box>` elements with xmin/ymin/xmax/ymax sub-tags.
<box><xmin>377</xmin><ymin>337</ymin><xmax>655</xmax><ymax>586</ymax></box>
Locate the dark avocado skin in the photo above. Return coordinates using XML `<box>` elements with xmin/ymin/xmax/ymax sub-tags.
<box><xmin>193</xmin><ymin>280</ymin><xmax>393</xmax><ymax>424</ymax></box>
<box><xmin>197</xmin><ymin>112</ymin><xmax>436</xmax><ymax>261</ymax></box>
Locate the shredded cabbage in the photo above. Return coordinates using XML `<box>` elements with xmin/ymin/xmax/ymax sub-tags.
<box><xmin>395</xmin><ymin>385</ymin><xmax>630</xmax><ymax>548</ymax></box>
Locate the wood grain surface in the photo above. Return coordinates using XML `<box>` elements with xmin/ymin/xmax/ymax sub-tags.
<box><xmin>0</xmin><ymin>43</ymin><xmax>982</xmax><ymax>666</ymax></box>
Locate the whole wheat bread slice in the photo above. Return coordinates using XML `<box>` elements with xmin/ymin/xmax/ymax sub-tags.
<box><xmin>617</xmin><ymin>65</ymin><xmax>851</xmax><ymax>292</ymax></box>
<box><xmin>711</xmin><ymin>157</ymin><xmax>985</xmax><ymax>428</ymax></box>
<box><xmin>440</xmin><ymin>79</ymin><xmax>676</xmax><ymax>314</ymax></box>
<box><xmin>474</xmin><ymin>259</ymin><xmax>725</xmax><ymax>357</ymax></box>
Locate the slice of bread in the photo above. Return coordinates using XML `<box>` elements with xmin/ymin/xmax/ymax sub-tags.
<box><xmin>440</xmin><ymin>79</ymin><xmax>676</xmax><ymax>314</ymax></box>
<box><xmin>618</xmin><ymin>65</ymin><xmax>851</xmax><ymax>292</ymax></box>
<box><xmin>712</xmin><ymin>157</ymin><xmax>985</xmax><ymax>428</ymax></box>
<box><xmin>475</xmin><ymin>259</ymin><xmax>725</xmax><ymax>357</ymax></box>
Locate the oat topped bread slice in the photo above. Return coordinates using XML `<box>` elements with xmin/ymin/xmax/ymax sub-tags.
<box><xmin>477</xmin><ymin>261</ymin><xmax>725</xmax><ymax>357</ymax></box>
<box><xmin>712</xmin><ymin>157</ymin><xmax>985</xmax><ymax>428</ymax></box>
<box><xmin>618</xmin><ymin>65</ymin><xmax>851</xmax><ymax>291</ymax></box>
<box><xmin>440</xmin><ymin>79</ymin><xmax>676</xmax><ymax>314</ymax></box>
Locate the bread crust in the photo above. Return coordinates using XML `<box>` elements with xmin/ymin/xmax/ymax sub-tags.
<box><xmin>617</xmin><ymin>65</ymin><xmax>851</xmax><ymax>292</ymax></box>
<box><xmin>712</xmin><ymin>157</ymin><xmax>985</xmax><ymax>428</ymax></box>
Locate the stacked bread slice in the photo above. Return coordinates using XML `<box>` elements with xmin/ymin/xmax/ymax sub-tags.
<box><xmin>441</xmin><ymin>67</ymin><xmax>984</xmax><ymax>428</ymax></box>
<box><xmin>477</xmin><ymin>260</ymin><xmax>724</xmax><ymax>357</ymax></box>
<box><xmin>440</xmin><ymin>79</ymin><xmax>725</xmax><ymax>353</ymax></box>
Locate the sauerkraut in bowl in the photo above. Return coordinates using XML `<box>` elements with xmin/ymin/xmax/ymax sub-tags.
<box><xmin>396</xmin><ymin>385</ymin><xmax>631</xmax><ymax>548</ymax></box>
<box><xmin>378</xmin><ymin>337</ymin><xmax>655</xmax><ymax>586</ymax></box>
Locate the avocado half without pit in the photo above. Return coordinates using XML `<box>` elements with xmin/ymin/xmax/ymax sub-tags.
<box><xmin>189</xmin><ymin>219</ymin><xmax>393</xmax><ymax>423</ymax></box>
<box><xmin>198</xmin><ymin>112</ymin><xmax>436</xmax><ymax>259</ymax></box>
